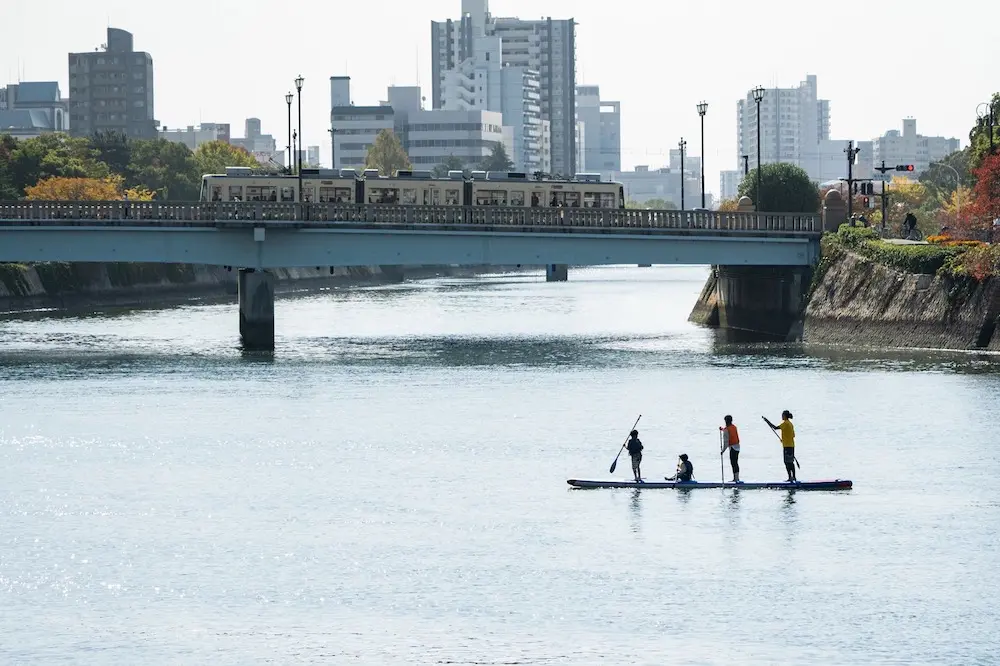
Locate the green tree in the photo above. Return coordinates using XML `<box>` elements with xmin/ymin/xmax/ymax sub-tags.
<box><xmin>90</xmin><ymin>130</ymin><xmax>132</xmax><ymax>176</ymax></box>
<box><xmin>126</xmin><ymin>139</ymin><xmax>201</xmax><ymax>200</ymax></box>
<box><xmin>0</xmin><ymin>134</ymin><xmax>20</xmax><ymax>199</ymax></box>
<box><xmin>738</xmin><ymin>162</ymin><xmax>820</xmax><ymax>213</ymax></box>
<box><xmin>432</xmin><ymin>155</ymin><xmax>466</xmax><ymax>178</ymax></box>
<box><xmin>192</xmin><ymin>140</ymin><xmax>260</xmax><ymax>177</ymax></box>
<box><xmin>479</xmin><ymin>142</ymin><xmax>514</xmax><ymax>172</ymax></box>
<box><xmin>7</xmin><ymin>134</ymin><xmax>109</xmax><ymax>195</ymax></box>
<box><xmin>919</xmin><ymin>148</ymin><xmax>973</xmax><ymax>200</ymax></box>
<box><xmin>968</xmin><ymin>92</ymin><xmax>1000</xmax><ymax>171</ymax></box>
<box><xmin>365</xmin><ymin>130</ymin><xmax>411</xmax><ymax>176</ymax></box>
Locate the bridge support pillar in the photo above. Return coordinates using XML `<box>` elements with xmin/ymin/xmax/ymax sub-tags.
<box><xmin>716</xmin><ymin>265</ymin><xmax>812</xmax><ymax>340</ymax></box>
<box><xmin>238</xmin><ymin>269</ymin><xmax>275</xmax><ymax>351</ymax></box>
<box><xmin>546</xmin><ymin>264</ymin><xmax>568</xmax><ymax>282</ymax></box>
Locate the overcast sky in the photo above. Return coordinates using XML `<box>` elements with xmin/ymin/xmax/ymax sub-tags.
<box><xmin>3</xmin><ymin>0</ymin><xmax>996</xmax><ymax>195</ymax></box>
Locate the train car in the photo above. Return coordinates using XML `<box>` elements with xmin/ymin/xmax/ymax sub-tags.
<box><xmin>361</xmin><ymin>170</ymin><xmax>465</xmax><ymax>206</ymax></box>
<box><xmin>199</xmin><ymin>167</ymin><xmax>362</xmax><ymax>203</ymax></box>
<box><xmin>468</xmin><ymin>172</ymin><xmax>624</xmax><ymax>209</ymax></box>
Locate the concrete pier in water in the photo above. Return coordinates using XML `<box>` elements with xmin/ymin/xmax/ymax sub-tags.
<box><xmin>238</xmin><ymin>269</ymin><xmax>275</xmax><ymax>350</ymax></box>
<box><xmin>546</xmin><ymin>264</ymin><xmax>568</xmax><ymax>282</ymax></box>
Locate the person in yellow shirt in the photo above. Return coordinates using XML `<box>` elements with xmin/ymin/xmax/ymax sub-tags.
<box><xmin>766</xmin><ymin>410</ymin><xmax>797</xmax><ymax>482</ymax></box>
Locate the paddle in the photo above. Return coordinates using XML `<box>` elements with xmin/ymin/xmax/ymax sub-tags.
<box><xmin>609</xmin><ymin>414</ymin><xmax>642</xmax><ymax>474</ymax></box>
<box><xmin>719</xmin><ymin>428</ymin><xmax>725</xmax><ymax>483</ymax></box>
<box><xmin>762</xmin><ymin>416</ymin><xmax>801</xmax><ymax>469</ymax></box>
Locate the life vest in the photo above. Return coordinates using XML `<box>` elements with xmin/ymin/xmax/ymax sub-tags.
<box><xmin>724</xmin><ymin>424</ymin><xmax>739</xmax><ymax>446</ymax></box>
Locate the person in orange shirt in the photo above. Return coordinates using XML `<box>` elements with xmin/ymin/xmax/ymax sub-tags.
<box><xmin>720</xmin><ymin>415</ymin><xmax>741</xmax><ymax>483</ymax></box>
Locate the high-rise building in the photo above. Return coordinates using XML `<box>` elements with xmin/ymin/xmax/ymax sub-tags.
<box><xmin>159</xmin><ymin>124</ymin><xmax>229</xmax><ymax>150</ymax></box>
<box><xmin>873</xmin><ymin>119</ymin><xmax>960</xmax><ymax>177</ymax></box>
<box><xmin>432</xmin><ymin>1</ymin><xmax>577</xmax><ymax>176</ymax></box>
<box><xmin>330</xmin><ymin>77</ymin><xmax>396</xmax><ymax>169</ymax></box>
<box><xmin>720</xmin><ymin>170</ymin><xmax>743</xmax><ymax>202</ymax></box>
<box><xmin>68</xmin><ymin>28</ymin><xmax>155</xmax><ymax>138</ymax></box>
<box><xmin>231</xmin><ymin>118</ymin><xmax>278</xmax><ymax>165</ymax></box>
<box><xmin>736</xmin><ymin>74</ymin><xmax>829</xmax><ymax>174</ymax></box>
<box><xmin>576</xmin><ymin>85</ymin><xmax>621</xmax><ymax>172</ymax></box>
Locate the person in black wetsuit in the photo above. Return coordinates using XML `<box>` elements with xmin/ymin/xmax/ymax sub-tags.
<box><xmin>666</xmin><ymin>454</ymin><xmax>694</xmax><ymax>482</ymax></box>
<box><xmin>626</xmin><ymin>430</ymin><xmax>643</xmax><ymax>482</ymax></box>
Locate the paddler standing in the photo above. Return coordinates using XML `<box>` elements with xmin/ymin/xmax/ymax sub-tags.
<box><xmin>720</xmin><ymin>415</ymin><xmax>741</xmax><ymax>483</ymax></box>
<box><xmin>766</xmin><ymin>410</ymin><xmax>797</xmax><ymax>482</ymax></box>
<box><xmin>626</xmin><ymin>429</ymin><xmax>643</xmax><ymax>482</ymax></box>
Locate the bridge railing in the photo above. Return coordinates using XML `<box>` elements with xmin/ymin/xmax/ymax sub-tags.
<box><xmin>0</xmin><ymin>201</ymin><xmax>822</xmax><ymax>234</ymax></box>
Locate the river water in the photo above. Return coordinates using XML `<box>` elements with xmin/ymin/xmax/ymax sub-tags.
<box><xmin>1</xmin><ymin>266</ymin><xmax>998</xmax><ymax>665</ymax></box>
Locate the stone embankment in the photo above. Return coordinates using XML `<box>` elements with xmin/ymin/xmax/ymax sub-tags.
<box><xmin>689</xmin><ymin>252</ymin><xmax>1000</xmax><ymax>351</ymax></box>
<box><xmin>0</xmin><ymin>263</ymin><xmax>503</xmax><ymax>313</ymax></box>
<box><xmin>802</xmin><ymin>250</ymin><xmax>1000</xmax><ymax>351</ymax></box>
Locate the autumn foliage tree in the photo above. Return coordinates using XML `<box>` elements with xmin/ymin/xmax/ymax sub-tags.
<box><xmin>365</xmin><ymin>130</ymin><xmax>412</xmax><ymax>176</ymax></box>
<box><xmin>966</xmin><ymin>152</ymin><xmax>1000</xmax><ymax>237</ymax></box>
<box><xmin>25</xmin><ymin>175</ymin><xmax>154</xmax><ymax>201</ymax></box>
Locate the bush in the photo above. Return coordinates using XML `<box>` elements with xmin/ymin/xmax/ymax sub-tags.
<box><xmin>830</xmin><ymin>224</ymin><xmax>959</xmax><ymax>274</ymax></box>
<box><xmin>941</xmin><ymin>244</ymin><xmax>1000</xmax><ymax>282</ymax></box>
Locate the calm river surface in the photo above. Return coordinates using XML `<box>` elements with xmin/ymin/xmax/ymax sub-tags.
<box><xmin>1</xmin><ymin>266</ymin><xmax>998</xmax><ymax>665</ymax></box>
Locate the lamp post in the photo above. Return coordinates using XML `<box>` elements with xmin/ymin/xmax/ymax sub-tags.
<box><xmin>697</xmin><ymin>101</ymin><xmax>708</xmax><ymax>209</ymax></box>
<box><xmin>678</xmin><ymin>137</ymin><xmax>687</xmax><ymax>211</ymax></box>
<box><xmin>931</xmin><ymin>162</ymin><xmax>962</xmax><ymax>217</ymax></box>
<box><xmin>328</xmin><ymin>126</ymin><xmax>336</xmax><ymax>170</ymax></box>
<box><xmin>977</xmin><ymin>100</ymin><xmax>997</xmax><ymax>155</ymax></box>
<box><xmin>295</xmin><ymin>75</ymin><xmax>304</xmax><ymax>204</ymax></box>
<box><xmin>285</xmin><ymin>92</ymin><xmax>294</xmax><ymax>174</ymax></box>
<box><xmin>751</xmin><ymin>86</ymin><xmax>765</xmax><ymax>213</ymax></box>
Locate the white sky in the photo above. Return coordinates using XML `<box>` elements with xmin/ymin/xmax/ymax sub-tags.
<box><xmin>3</xmin><ymin>0</ymin><xmax>996</xmax><ymax>195</ymax></box>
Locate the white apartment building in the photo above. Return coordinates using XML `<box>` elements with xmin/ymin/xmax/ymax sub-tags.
<box><xmin>404</xmin><ymin>108</ymin><xmax>504</xmax><ymax>169</ymax></box>
<box><xmin>159</xmin><ymin>124</ymin><xmax>228</xmax><ymax>150</ymax></box>
<box><xmin>307</xmin><ymin>145</ymin><xmax>320</xmax><ymax>168</ymax></box>
<box><xmin>330</xmin><ymin>77</ymin><xmax>396</xmax><ymax>169</ymax></box>
<box><xmin>736</xmin><ymin>74</ymin><xmax>830</xmax><ymax>177</ymax></box>
<box><xmin>607</xmin><ymin>165</ymin><xmax>709</xmax><ymax>210</ymax></box>
<box><xmin>231</xmin><ymin>118</ymin><xmax>279</xmax><ymax>166</ymax></box>
<box><xmin>720</xmin><ymin>170</ymin><xmax>743</xmax><ymax>201</ymax></box>
<box><xmin>440</xmin><ymin>33</ymin><xmax>543</xmax><ymax>173</ymax></box>
<box><xmin>576</xmin><ymin>85</ymin><xmax>621</xmax><ymax>172</ymax></box>
<box><xmin>873</xmin><ymin>119</ymin><xmax>960</xmax><ymax>177</ymax></box>
<box><xmin>432</xmin><ymin>0</ymin><xmax>577</xmax><ymax>175</ymax></box>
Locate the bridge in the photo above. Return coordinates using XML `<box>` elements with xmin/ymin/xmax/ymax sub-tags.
<box><xmin>0</xmin><ymin>201</ymin><xmax>824</xmax><ymax>350</ymax></box>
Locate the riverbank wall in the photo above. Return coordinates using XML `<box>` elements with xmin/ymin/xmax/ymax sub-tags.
<box><xmin>687</xmin><ymin>249</ymin><xmax>1000</xmax><ymax>351</ymax></box>
<box><xmin>0</xmin><ymin>262</ymin><xmax>515</xmax><ymax>314</ymax></box>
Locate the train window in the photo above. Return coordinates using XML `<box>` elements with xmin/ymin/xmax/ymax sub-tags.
<box><xmin>281</xmin><ymin>187</ymin><xmax>295</xmax><ymax>202</ymax></box>
<box><xmin>246</xmin><ymin>186</ymin><xmax>278</xmax><ymax>201</ymax></box>
<box><xmin>583</xmin><ymin>192</ymin><xmax>599</xmax><ymax>208</ymax></box>
<box><xmin>424</xmin><ymin>190</ymin><xmax>441</xmax><ymax>205</ymax></box>
<box><xmin>510</xmin><ymin>191</ymin><xmax>525</xmax><ymax>206</ymax></box>
<box><xmin>477</xmin><ymin>190</ymin><xmax>507</xmax><ymax>206</ymax></box>
<box><xmin>228</xmin><ymin>185</ymin><xmax>243</xmax><ymax>201</ymax></box>
<box><xmin>530</xmin><ymin>192</ymin><xmax>541</xmax><ymax>207</ymax></box>
<box><xmin>445</xmin><ymin>189</ymin><xmax>460</xmax><ymax>205</ymax></box>
<box><xmin>600</xmin><ymin>193</ymin><xmax>616</xmax><ymax>209</ymax></box>
<box><xmin>211</xmin><ymin>185</ymin><xmax>223</xmax><ymax>202</ymax></box>
<box><xmin>303</xmin><ymin>187</ymin><xmax>315</xmax><ymax>203</ymax></box>
<box><xmin>401</xmin><ymin>189</ymin><xmax>417</xmax><ymax>205</ymax></box>
<box><xmin>551</xmin><ymin>191</ymin><xmax>581</xmax><ymax>207</ymax></box>
<box><xmin>320</xmin><ymin>186</ymin><xmax>351</xmax><ymax>203</ymax></box>
<box><xmin>368</xmin><ymin>188</ymin><xmax>399</xmax><ymax>204</ymax></box>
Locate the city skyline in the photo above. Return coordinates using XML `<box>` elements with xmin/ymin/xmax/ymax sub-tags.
<box><xmin>2</xmin><ymin>0</ymin><xmax>993</xmax><ymax>196</ymax></box>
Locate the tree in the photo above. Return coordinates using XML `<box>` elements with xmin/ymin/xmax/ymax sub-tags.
<box><xmin>737</xmin><ymin>162</ymin><xmax>820</xmax><ymax>213</ymax></box>
<box><xmin>7</xmin><ymin>134</ymin><xmax>109</xmax><ymax>196</ymax></box>
<box><xmin>432</xmin><ymin>155</ymin><xmax>466</xmax><ymax>178</ymax></box>
<box><xmin>192</xmin><ymin>140</ymin><xmax>260</xmax><ymax>177</ymax></box>
<box><xmin>479</xmin><ymin>142</ymin><xmax>514</xmax><ymax>172</ymax></box>
<box><xmin>126</xmin><ymin>139</ymin><xmax>201</xmax><ymax>200</ymax></box>
<box><xmin>887</xmin><ymin>176</ymin><xmax>931</xmax><ymax>223</ymax></box>
<box><xmin>23</xmin><ymin>175</ymin><xmax>154</xmax><ymax>201</ymax></box>
<box><xmin>90</xmin><ymin>130</ymin><xmax>132</xmax><ymax>175</ymax></box>
<box><xmin>643</xmin><ymin>198</ymin><xmax>677</xmax><ymax>210</ymax></box>
<box><xmin>968</xmin><ymin>92</ymin><xmax>1000</xmax><ymax>171</ymax></box>
<box><xmin>365</xmin><ymin>130</ymin><xmax>411</xmax><ymax>176</ymax></box>
<box><xmin>919</xmin><ymin>148</ymin><xmax>973</xmax><ymax>201</ymax></box>
<box><xmin>967</xmin><ymin>152</ymin><xmax>1000</xmax><ymax>236</ymax></box>
<box><xmin>716</xmin><ymin>197</ymin><xmax>741</xmax><ymax>212</ymax></box>
<box><xmin>0</xmin><ymin>134</ymin><xmax>20</xmax><ymax>199</ymax></box>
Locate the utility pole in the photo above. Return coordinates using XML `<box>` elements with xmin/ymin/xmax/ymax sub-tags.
<box><xmin>679</xmin><ymin>138</ymin><xmax>687</xmax><ymax>211</ymax></box>
<box><xmin>328</xmin><ymin>125</ymin><xmax>336</xmax><ymax>170</ymax></box>
<box><xmin>873</xmin><ymin>161</ymin><xmax>893</xmax><ymax>234</ymax></box>
<box><xmin>841</xmin><ymin>140</ymin><xmax>862</xmax><ymax>219</ymax></box>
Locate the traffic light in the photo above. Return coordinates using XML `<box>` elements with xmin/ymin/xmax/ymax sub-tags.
<box><xmin>895</xmin><ymin>164</ymin><xmax>915</xmax><ymax>172</ymax></box>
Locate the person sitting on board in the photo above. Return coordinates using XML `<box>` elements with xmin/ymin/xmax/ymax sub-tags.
<box><xmin>626</xmin><ymin>429</ymin><xmax>643</xmax><ymax>482</ymax></box>
<box><xmin>767</xmin><ymin>410</ymin><xmax>797</xmax><ymax>483</ymax></box>
<box><xmin>720</xmin><ymin>415</ymin><xmax>741</xmax><ymax>483</ymax></box>
<box><xmin>666</xmin><ymin>454</ymin><xmax>694</xmax><ymax>483</ymax></box>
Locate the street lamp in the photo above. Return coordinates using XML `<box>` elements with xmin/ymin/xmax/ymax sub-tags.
<box><xmin>678</xmin><ymin>137</ymin><xmax>687</xmax><ymax>211</ymax></box>
<box><xmin>751</xmin><ymin>86</ymin><xmax>765</xmax><ymax>213</ymax></box>
<box><xmin>931</xmin><ymin>162</ymin><xmax>962</xmax><ymax>217</ymax></box>
<box><xmin>977</xmin><ymin>100</ymin><xmax>996</xmax><ymax>155</ymax></box>
<box><xmin>295</xmin><ymin>75</ymin><xmax>304</xmax><ymax>207</ymax></box>
<box><xmin>285</xmin><ymin>92</ymin><xmax>294</xmax><ymax>174</ymax></box>
<box><xmin>697</xmin><ymin>101</ymin><xmax>708</xmax><ymax>209</ymax></box>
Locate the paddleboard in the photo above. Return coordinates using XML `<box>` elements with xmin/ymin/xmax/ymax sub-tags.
<box><xmin>567</xmin><ymin>479</ymin><xmax>852</xmax><ymax>490</ymax></box>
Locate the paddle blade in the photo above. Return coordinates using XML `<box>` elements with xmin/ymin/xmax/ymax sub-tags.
<box><xmin>609</xmin><ymin>459</ymin><xmax>618</xmax><ymax>474</ymax></box>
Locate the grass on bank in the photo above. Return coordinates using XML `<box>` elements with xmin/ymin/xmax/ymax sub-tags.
<box><xmin>828</xmin><ymin>225</ymin><xmax>1000</xmax><ymax>281</ymax></box>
